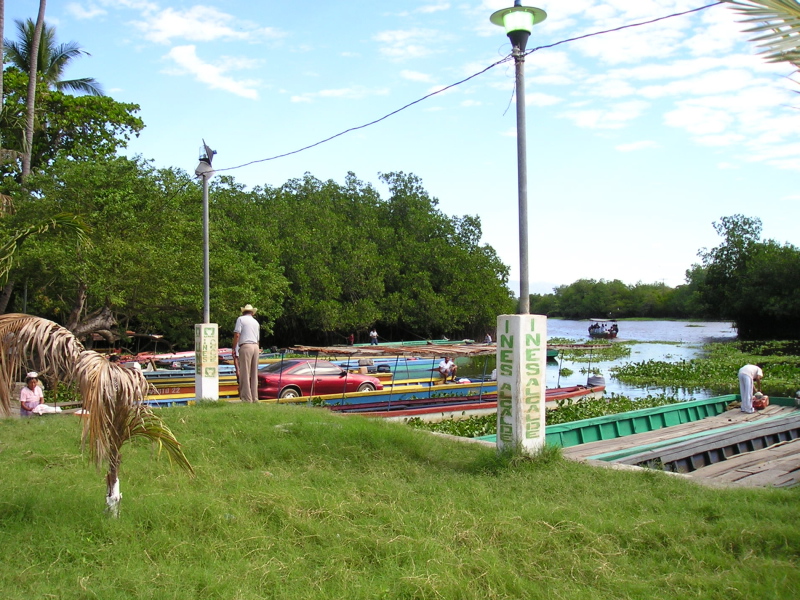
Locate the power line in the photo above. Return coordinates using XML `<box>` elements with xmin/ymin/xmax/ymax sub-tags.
<box><xmin>215</xmin><ymin>2</ymin><xmax>723</xmax><ymax>175</ymax></box>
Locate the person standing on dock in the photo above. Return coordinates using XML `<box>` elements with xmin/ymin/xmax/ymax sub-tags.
<box><xmin>738</xmin><ymin>364</ymin><xmax>763</xmax><ymax>414</ymax></box>
<box><xmin>369</xmin><ymin>328</ymin><xmax>379</xmax><ymax>345</ymax></box>
<box><xmin>232</xmin><ymin>304</ymin><xmax>261</xmax><ymax>403</ymax></box>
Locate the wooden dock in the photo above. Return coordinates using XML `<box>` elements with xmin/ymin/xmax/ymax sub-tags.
<box><xmin>563</xmin><ymin>404</ymin><xmax>800</xmax><ymax>488</ymax></box>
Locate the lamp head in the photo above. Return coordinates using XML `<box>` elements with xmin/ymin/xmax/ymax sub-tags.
<box><xmin>198</xmin><ymin>139</ymin><xmax>216</xmax><ymax>166</ymax></box>
<box><xmin>490</xmin><ymin>2</ymin><xmax>547</xmax><ymax>52</ymax></box>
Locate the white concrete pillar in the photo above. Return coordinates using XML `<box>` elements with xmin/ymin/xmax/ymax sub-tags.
<box><xmin>496</xmin><ymin>314</ymin><xmax>547</xmax><ymax>454</ymax></box>
<box><xmin>195</xmin><ymin>323</ymin><xmax>219</xmax><ymax>401</ymax></box>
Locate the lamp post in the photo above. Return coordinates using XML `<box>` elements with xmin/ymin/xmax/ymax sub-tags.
<box><xmin>490</xmin><ymin>0</ymin><xmax>546</xmax><ymax>315</ymax></box>
<box><xmin>194</xmin><ymin>141</ymin><xmax>219</xmax><ymax>401</ymax></box>
<box><xmin>490</xmin><ymin>2</ymin><xmax>548</xmax><ymax>455</ymax></box>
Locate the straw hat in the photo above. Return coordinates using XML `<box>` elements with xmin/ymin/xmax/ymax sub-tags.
<box><xmin>240</xmin><ymin>304</ymin><xmax>258</xmax><ymax>314</ymax></box>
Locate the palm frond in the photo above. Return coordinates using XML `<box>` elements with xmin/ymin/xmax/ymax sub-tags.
<box><xmin>125</xmin><ymin>406</ymin><xmax>195</xmax><ymax>475</ymax></box>
<box><xmin>723</xmin><ymin>0</ymin><xmax>800</xmax><ymax>68</ymax></box>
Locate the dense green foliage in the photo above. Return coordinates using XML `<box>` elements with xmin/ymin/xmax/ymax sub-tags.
<box><xmin>0</xmin><ymin>68</ymin><xmax>143</xmax><ymax>181</ymax></box>
<box><xmin>689</xmin><ymin>215</ymin><xmax>800</xmax><ymax>340</ymax></box>
<box><xmin>530</xmin><ymin>278</ymin><xmax>699</xmax><ymax>320</ymax></box>
<box><xmin>5</xmin><ymin>159</ymin><xmax>514</xmax><ymax>348</ymax></box>
<box><xmin>1</xmin><ymin>403</ymin><xmax>798</xmax><ymax>599</ymax></box>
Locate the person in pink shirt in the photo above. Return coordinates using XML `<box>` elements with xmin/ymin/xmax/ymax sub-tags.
<box><xmin>20</xmin><ymin>371</ymin><xmax>44</xmax><ymax>417</ymax></box>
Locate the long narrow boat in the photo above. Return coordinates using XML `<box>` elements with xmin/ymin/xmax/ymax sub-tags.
<box><xmin>327</xmin><ymin>384</ymin><xmax>606</xmax><ymax>422</ymax></box>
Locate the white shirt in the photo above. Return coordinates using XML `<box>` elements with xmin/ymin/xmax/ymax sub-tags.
<box><xmin>234</xmin><ymin>314</ymin><xmax>260</xmax><ymax>345</ymax></box>
<box><xmin>438</xmin><ymin>359</ymin><xmax>454</xmax><ymax>374</ymax></box>
<box><xmin>738</xmin><ymin>364</ymin><xmax>763</xmax><ymax>379</ymax></box>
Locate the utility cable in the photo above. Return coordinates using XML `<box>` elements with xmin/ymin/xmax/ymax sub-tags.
<box><xmin>214</xmin><ymin>2</ymin><xmax>722</xmax><ymax>175</ymax></box>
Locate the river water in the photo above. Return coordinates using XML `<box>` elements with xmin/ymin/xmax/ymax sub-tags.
<box><xmin>464</xmin><ymin>320</ymin><xmax>738</xmax><ymax>400</ymax></box>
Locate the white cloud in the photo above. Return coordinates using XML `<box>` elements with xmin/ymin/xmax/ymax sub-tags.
<box><xmin>66</xmin><ymin>3</ymin><xmax>107</xmax><ymax>19</ymax></box>
<box><xmin>373</xmin><ymin>29</ymin><xmax>441</xmax><ymax>60</ymax></box>
<box><xmin>135</xmin><ymin>6</ymin><xmax>284</xmax><ymax>44</ymax></box>
<box><xmin>401</xmin><ymin>70</ymin><xmax>435</xmax><ymax>83</ymax></box>
<box><xmin>290</xmin><ymin>86</ymin><xmax>390</xmax><ymax>103</ymax></box>
<box><xmin>526</xmin><ymin>92</ymin><xmax>562</xmax><ymax>107</ymax></box>
<box><xmin>418</xmin><ymin>3</ymin><xmax>450</xmax><ymax>13</ymax></box>
<box><xmin>461</xmin><ymin>99</ymin><xmax>482</xmax><ymax>107</ymax></box>
<box><xmin>164</xmin><ymin>45</ymin><xmax>259</xmax><ymax>99</ymax></box>
<box><xmin>616</xmin><ymin>140</ymin><xmax>659</xmax><ymax>152</ymax></box>
<box><xmin>560</xmin><ymin>100</ymin><xmax>649</xmax><ymax>129</ymax></box>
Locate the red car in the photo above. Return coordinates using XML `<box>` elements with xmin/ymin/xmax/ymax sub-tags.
<box><xmin>257</xmin><ymin>359</ymin><xmax>383</xmax><ymax>399</ymax></box>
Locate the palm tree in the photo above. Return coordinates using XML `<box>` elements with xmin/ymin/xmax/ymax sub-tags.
<box><xmin>4</xmin><ymin>18</ymin><xmax>104</xmax><ymax>96</ymax></box>
<box><xmin>0</xmin><ymin>314</ymin><xmax>193</xmax><ymax>517</ymax></box>
<box><xmin>723</xmin><ymin>1</ymin><xmax>800</xmax><ymax>70</ymax></box>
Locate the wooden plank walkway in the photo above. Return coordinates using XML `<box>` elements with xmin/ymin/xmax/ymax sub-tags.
<box><xmin>563</xmin><ymin>405</ymin><xmax>800</xmax><ymax>488</ymax></box>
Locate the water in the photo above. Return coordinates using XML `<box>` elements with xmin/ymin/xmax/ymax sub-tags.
<box><xmin>463</xmin><ymin>320</ymin><xmax>738</xmax><ymax>400</ymax></box>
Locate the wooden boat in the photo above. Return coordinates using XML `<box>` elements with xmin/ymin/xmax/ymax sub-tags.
<box><xmin>328</xmin><ymin>384</ymin><xmax>606</xmax><ymax>422</ymax></box>
<box><xmin>588</xmin><ymin>319</ymin><xmax>618</xmax><ymax>339</ymax></box>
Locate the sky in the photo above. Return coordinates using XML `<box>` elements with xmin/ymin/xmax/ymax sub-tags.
<box><xmin>5</xmin><ymin>0</ymin><xmax>800</xmax><ymax>295</ymax></box>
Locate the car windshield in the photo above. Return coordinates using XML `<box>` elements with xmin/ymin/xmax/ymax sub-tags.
<box><xmin>259</xmin><ymin>360</ymin><xmax>305</xmax><ymax>374</ymax></box>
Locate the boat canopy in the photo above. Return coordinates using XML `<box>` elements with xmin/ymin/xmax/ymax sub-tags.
<box><xmin>589</xmin><ymin>318</ymin><xmax>617</xmax><ymax>323</ymax></box>
<box><xmin>290</xmin><ymin>343</ymin><xmax>497</xmax><ymax>358</ymax></box>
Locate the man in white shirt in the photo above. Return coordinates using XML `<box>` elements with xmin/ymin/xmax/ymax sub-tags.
<box><xmin>232</xmin><ymin>304</ymin><xmax>261</xmax><ymax>402</ymax></box>
<box><xmin>437</xmin><ymin>357</ymin><xmax>457</xmax><ymax>382</ymax></box>
<box><xmin>738</xmin><ymin>363</ymin><xmax>763</xmax><ymax>414</ymax></box>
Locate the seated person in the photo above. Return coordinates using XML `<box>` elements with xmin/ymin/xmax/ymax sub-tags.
<box><xmin>437</xmin><ymin>357</ymin><xmax>457</xmax><ymax>382</ymax></box>
<box><xmin>20</xmin><ymin>371</ymin><xmax>44</xmax><ymax>417</ymax></box>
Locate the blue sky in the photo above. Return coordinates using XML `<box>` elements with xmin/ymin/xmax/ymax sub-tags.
<box><xmin>6</xmin><ymin>0</ymin><xmax>800</xmax><ymax>294</ymax></box>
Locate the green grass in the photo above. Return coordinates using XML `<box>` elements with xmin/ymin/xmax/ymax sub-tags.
<box><xmin>2</xmin><ymin>404</ymin><xmax>799</xmax><ymax>599</ymax></box>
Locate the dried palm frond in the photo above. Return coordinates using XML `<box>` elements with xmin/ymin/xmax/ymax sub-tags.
<box><xmin>723</xmin><ymin>0</ymin><xmax>800</xmax><ymax>69</ymax></box>
<box><xmin>73</xmin><ymin>349</ymin><xmax>193</xmax><ymax>473</ymax></box>
<box><xmin>0</xmin><ymin>314</ymin><xmax>193</xmax><ymax>516</ymax></box>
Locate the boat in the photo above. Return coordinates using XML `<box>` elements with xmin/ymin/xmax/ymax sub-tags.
<box><xmin>588</xmin><ymin>319</ymin><xmax>618</xmax><ymax>339</ymax></box>
<box><xmin>327</xmin><ymin>384</ymin><xmax>606</xmax><ymax>422</ymax></box>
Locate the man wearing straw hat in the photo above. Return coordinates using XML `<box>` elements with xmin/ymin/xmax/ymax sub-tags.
<box><xmin>232</xmin><ymin>304</ymin><xmax>261</xmax><ymax>403</ymax></box>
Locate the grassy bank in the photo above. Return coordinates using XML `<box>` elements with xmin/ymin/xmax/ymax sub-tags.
<box><xmin>2</xmin><ymin>403</ymin><xmax>799</xmax><ymax>599</ymax></box>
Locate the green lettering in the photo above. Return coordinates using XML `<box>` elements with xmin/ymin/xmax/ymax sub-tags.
<box><xmin>525</xmin><ymin>333</ymin><xmax>541</xmax><ymax>347</ymax></box>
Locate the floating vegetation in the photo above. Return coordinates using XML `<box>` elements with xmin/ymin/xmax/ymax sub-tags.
<box><xmin>408</xmin><ymin>393</ymin><xmax>687</xmax><ymax>438</ymax></box>
<box><xmin>549</xmin><ymin>337</ymin><xmax>632</xmax><ymax>362</ymax></box>
<box><xmin>611</xmin><ymin>341</ymin><xmax>800</xmax><ymax>396</ymax></box>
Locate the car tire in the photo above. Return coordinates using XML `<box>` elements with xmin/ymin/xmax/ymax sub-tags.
<box><xmin>357</xmin><ymin>383</ymin><xmax>376</xmax><ymax>392</ymax></box>
<box><xmin>279</xmin><ymin>387</ymin><xmax>300</xmax><ymax>399</ymax></box>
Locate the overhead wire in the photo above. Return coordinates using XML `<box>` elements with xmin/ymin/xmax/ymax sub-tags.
<box><xmin>214</xmin><ymin>2</ymin><xmax>723</xmax><ymax>176</ymax></box>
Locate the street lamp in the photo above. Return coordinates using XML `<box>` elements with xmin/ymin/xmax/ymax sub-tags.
<box><xmin>194</xmin><ymin>140</ymin><xmax>219</xmax><ymax>401</ymax></box>
<box><xmin>490</xmin><ymin>1</ymin><xmax>546</xmax><ymax>315</ymax></box>
<box><xmin>195</xmin><ymin>140</ymin><xmax>216</xmax><ymax>324</ymax></box>
<box><xmin>491</xmin><ymin>3</ymin><xmax>548</xmax><ymax>456</ymax></box>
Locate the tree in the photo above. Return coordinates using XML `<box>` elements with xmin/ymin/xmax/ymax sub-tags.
<box><xmin>723</xmin><ymin>1</ymin><xmax>800</xmax><ymax>71</ymax></box>
<box><xmin>0</xmin><ymin>313</ymin><xmax>193</xmax><ymax>517</ymax></box>
<box><xmin>4</xmin><ymin>18</ymin><xmax>103</xmax><ymax>96</ymax></box>
<box><xmin>1</xmin><ymin>67</ymin><xmax>143</xmax><ymax>182</ymax></box>
<box><xmin>12</xmin><ymin>157</ymin><xmax>287</xmax><ymax>348</ymax></box>
<box><xmin>693</xmin><ymin>214</ymin><xmax>800</xmax><ymax>339</ymax></box>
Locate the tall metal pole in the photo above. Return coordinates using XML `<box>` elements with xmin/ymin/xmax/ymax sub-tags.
<box><xmin>201</xmin><ymin>172</ymin><xmax>211</xmax><ymax>324</ymax></box>
<box><xmin>513</xmin><ymin>44</ymin><xmax>529</xmax><ymax>315</ymax></box>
